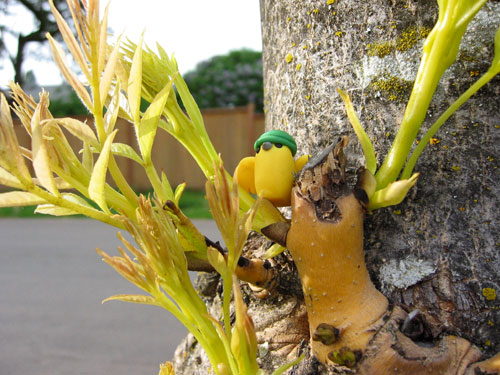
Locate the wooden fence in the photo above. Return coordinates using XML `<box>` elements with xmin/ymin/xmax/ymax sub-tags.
<box><xmin>12</xmin><ymin>104</ymin><xmax>265</xmax><ymax>191</ymax></box>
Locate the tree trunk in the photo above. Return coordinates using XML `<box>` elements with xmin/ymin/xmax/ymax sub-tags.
<box><xmin>174</xmin><ymin>1</ymin><xmax>500</xmax><ymax>373</ymax></box>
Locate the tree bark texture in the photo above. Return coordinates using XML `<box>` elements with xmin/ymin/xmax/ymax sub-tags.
<box><xmin>174</xmin><ymin>1</ymin><xmax>500</xmax><ymax>373</ymax></box>
<box><xmin>260</xmin><ymin>0</ymin><xmax>500</xmax><ymax>362</ymax></box>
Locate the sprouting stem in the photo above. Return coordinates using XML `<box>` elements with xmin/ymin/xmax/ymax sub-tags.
<box><xmin>337</xmin><ymin>88</ymin><xmax>376</xmax><ymax>174</ymax></box>
<box><xmin>223</xmin><ymin>272</ymin><xmax>233</xmax><ymax>344</ymax></box>
<box><xmin>402</xmin><ymin>67</ymin><xmax>500</xmax><ymax>180</ymax></box>
<box><xmin>375</xmin><ymin>39</ymin><xmax>453</xmax><ymax>188</ymax></box>
<box><xmin>153</xmin><ymin>290</ymin><xmax>230</xmax><ymax>373</ymax></box>
<box><xmin>28</xmin><ymin>181</ymin><xmax>125</xmax><ymax>228</ymax></box>
<box><xmin>50</xmin><ymin>163</ymin><xmax>137</xmax><ymax>220</ymax></box>
<box><xmin>107</xmin><ymin>156</ymin><xmax>139</xmax><ymax>207</ymax></box>
<box><xmin>144</xmin><ymin>162</ymin><xmax>169</xmax><ymax>203</ymax></box>
<box><xmin>84</xmin><ymin>13</ymin><xmax>138</xmax><ymax>210</ymax></box>
<box><xmin>375</xmin><ymin>0</ymin><xmax>488</xmax><ymax>189</ymax></box>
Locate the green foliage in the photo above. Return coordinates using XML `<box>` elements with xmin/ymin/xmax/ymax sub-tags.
<box><xmin>178</xmin><ymin>189</ymin><xmax>212</xmax><ymax>219</ymax></box>
<box><xmin>184</xmin><ymin>49</ymin><xmax>264</xmax><ymax>112</ymax></box>
<box><xmin>49</xmin><ymin>89</ymin><xmax>88</xmax><ymax>116</ymax></box>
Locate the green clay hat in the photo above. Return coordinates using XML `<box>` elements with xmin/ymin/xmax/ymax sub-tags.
<box><xmin>254</xmin><ymin>130</ymin><xmax>297</xmax><ymax>156</ymax></box>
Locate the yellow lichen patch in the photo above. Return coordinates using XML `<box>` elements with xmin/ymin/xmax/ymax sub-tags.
<box><xmin>327</xmin><ymin>0</ymin><xmax>335</xmax><ymax>4</ymax></box>
<box><xmin>366</xmin><ymin>42</ymin><xmax>394</xmax><ymax>58</ymax></box>
<box><xmin>367</xmin><ymin>26</ymin><xmax>431</xmax><ymax>57</ymax></box>
<box><xmin>395</xmin><ymin>26</ymin><xmax>431</xmax><ymax>52</ymax></box>
<box><xmin>452</xmin><ymin>166</ymin><xmax>461</xmax><ymax>171</ymax></box>
<box><xmin>285</xmin><ymin>53</ymin><xmax>293</xmax><ymax>63</ymax></box>
<box><xmin>296</xmin><ymin>63</ymin><xmax>302</xmax><ymax>71</ymax></box>
<box><xmin>430</xmin><ymin>137</ymin><xmax>440</xmax><ymax>145</ymax></box>
<box><xmin>369</xmin><ymin>74</ymin><xmax>413</xmax><ymax>103</ymax></box>
<box><xmin>335</xmin><ymin>31</ymin><xmax>344</xmax><ymax>37</ymax></box>
<box><xmin>483</xmin><ymin>288</ymin><xmax>497</xmax><ymax>301</ymax></box>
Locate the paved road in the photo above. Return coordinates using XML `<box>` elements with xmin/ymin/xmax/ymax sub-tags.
<box><xmin>0</xmin><ymin>218</ymin><xmax>221</xmax><ymax>375</ymax></box>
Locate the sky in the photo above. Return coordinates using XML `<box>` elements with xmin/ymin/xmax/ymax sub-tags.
<box><xmin>0</xmin><ymin>0</ymin><xmax>262</xmax><ymax>88</ymax></box>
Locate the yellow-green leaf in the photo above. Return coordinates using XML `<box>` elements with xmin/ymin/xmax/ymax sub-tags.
<box><xmin>47</xmin><ymin>34</ymin><xmax>92</xmax><ymax>109</ymax></box>
<box><xmin>110</xmin><ymin>143</ymin><xmax>143</xmax><ymax>164</ymax></box>
<box><xmin>174</xmin><ymin>182</ymin><xmax>186</xmax><ymax>205</ymax></box>
<box><xmin>32</xmin><ymin>177</ymin><xmax>72</xmax><ymax>190</ymax></box>
<box><xmin>97</xmin><ymin>3</ymin><xmax>109</xmax><ymax>76</ymax></box>
<box><xmin>102</xmin><ymin>294</ymin><xmax>158</xmax><ymax>306</ymax></box>
<box><xmin>82</xmin><ymin>141</ymin><xmax>93</xmax><ymax>172</ymax></box>
<box><xmin>492</xmin><ymin>25</ymin><xmax>500</xmax><ymax>71</ymax></box>
<box><xmin>263</xmin><ymin>243</ymin><xmax>286</xmax><ymax>259</ymax></box>
<box><xmin>231</xmin><ymin>278</ymin><xmax>259</xmax><ymax>374</ymax></box>
<box><xmin>0</xmin><ymin>191</ymin><xmax>45</xmax><ymax>207</ymax></box>
<box><xmin>337</xmin><ymin>88</ymin><xmax>376</xmax><ymax>174</ymax></box>
<box><xmin>139</xmin><ymin>79</ymin><xmax>173</xmax><ymax>161</ymax></box>
<box><xmin>35</xmin><ymin>192</ymin><xmax>97</xmax><ymax>216</ymax></box>
<box><xmin>128</xmin><ymin>35</ymin><xmax>144</xmax><ymax>124</ymax></box>
<box><xmin>369</xmin><ymin>173</ymin><xmax>419</xmax><ymax>211</ymax></box>
<box><xmin>44</xmin><ymin>118</ymin><xmax>98</xmax><ymax>147</ymax></box>
<box><xmin>0</xmin><ymin>94</ymin><xmax>31</xmax><ymax>182</ymax></box>
<box><xmin>99</xmin><ymin>34</ymin><xmax>122</xmax><ymax>102</ymax></box>
<box><xmin>104</xmin><ymin>80</ymin><xmax>121</xmax><ymax>134</ymax></box>
<box><xmin>35</xmin><ymin>204</ymin><xmax>79</xmax><ymax>216</ymax></box>
<box><xmin>88</xmin><ymin>130</ymin><xmax>118</xmax><ymax>213</ymax></box>
<box><xmin>207</xmin><ymin>246</ymin><xmax>228</xmax><ymax>276</ymax></box>
<box><xmin>161</xmin><ymin>171</ymin><xmax>175</xmax><ymax>202</ymax></box>
<box><xmin>31</xmin><ymin>94</ymin><xmax>59</xmax><ymax>196</ymax></box>
<box><xmin>0</xmin><ymin>166</ymin><xmax>23</xmax><ymax>189</ymax></box>
<box><xmin>49</xmin><ymin>0</ymin><xmax>89</xmax><ymax>80</ymax></box>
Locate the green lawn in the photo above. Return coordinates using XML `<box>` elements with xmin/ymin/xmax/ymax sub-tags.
<box><xmin>0</xmin><ymin>190</ymin><xmax>212</xmax><ymax>220</ymax></box>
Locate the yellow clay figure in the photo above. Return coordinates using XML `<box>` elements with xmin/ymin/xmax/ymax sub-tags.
<box><xmin>235</xmin><ymin>130</ymin><xmax>309</xmax><ymax>207</ymax></box>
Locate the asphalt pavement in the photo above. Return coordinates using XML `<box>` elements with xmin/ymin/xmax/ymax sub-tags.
<box><xmin>0</xmin><ymin>218</ymin><xmax>222</xmax><ymax>375</ymax></box>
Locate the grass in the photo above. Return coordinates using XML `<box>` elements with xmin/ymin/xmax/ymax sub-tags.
<box><xmin>0</xmin><ymin>189</ymin><xmax>212</xmax><ymax>219</ymax></box>
<box><xmin>178</xmin><ymin>189</ymin><xmax>212</xmax><ymax>219</ymax></box>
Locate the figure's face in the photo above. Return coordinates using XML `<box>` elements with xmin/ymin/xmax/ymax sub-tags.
<box><xmin>255</xmin><ymin>141</ymin><xmax>284</xmax><ymax>153</ymax></box>
<box><xmin>254</xmin><ymin>142</ymin><xmax>296</xmax><ymax>206</ymax></box>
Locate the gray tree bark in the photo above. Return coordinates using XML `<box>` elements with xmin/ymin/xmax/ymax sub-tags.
<box><xmin>261</xmin><ymin>0</ymin><xmax>500</xmax><ymax>363</ymax></box>
<box><xmin>174</xmin><ymin>1</ymin><xmax>500</xmax><ymax>373</ymax></box>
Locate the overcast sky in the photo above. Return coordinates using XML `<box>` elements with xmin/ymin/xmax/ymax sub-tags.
<box><xmin>0</xmin><ymin>0</ymin><xmax>262</xmax><ymax>88</ymax></box>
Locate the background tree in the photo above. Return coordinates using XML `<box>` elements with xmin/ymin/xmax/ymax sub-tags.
<box><xmin>0</xmin><ymin>0</ymin><xmax>70</xmax><ymax>87</ymax></box>
<box><xmin>184</xmin><ymin>49</ymin><xmax>264</xmax><ymax>112</ymax></box>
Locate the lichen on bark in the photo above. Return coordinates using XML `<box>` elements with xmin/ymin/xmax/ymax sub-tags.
<box><xmin>261</xmin><ymin>0</ymin><xmax>500</xmax><ymax>359</ymax></box>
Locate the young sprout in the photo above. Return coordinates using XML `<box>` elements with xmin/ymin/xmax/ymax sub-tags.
<box><xmin>338</xmin><ymin>0</ymin><xmax>499</xmax><ymax>211</ymax></box>
<box><xmin>97</xmin><ymin>196</ymin><xmax>232</xmax><ymax>374</ymax></box>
